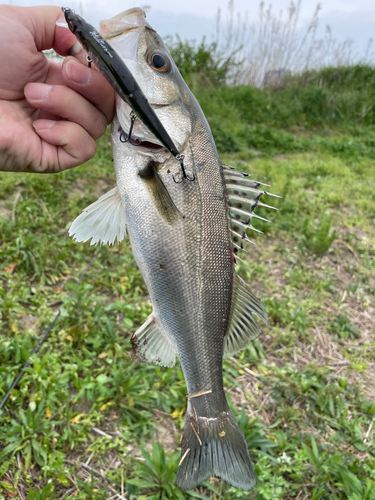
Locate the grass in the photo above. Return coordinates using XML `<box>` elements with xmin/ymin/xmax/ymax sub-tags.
<box><xmin>0</xmin><ymin>66</ymin><xmax>375</xmax><ymax>499</ymax></box>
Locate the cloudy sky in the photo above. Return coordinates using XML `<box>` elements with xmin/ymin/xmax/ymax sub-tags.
<box><xmin>7</xmin><ymin>0</ymin><xmax>375</xmax><ymax>56</ymax></box>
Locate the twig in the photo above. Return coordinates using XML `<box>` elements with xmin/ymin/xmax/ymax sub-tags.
<box><xmin>81</xmin><ymin>463</ymin><xmax>122</xmax><ymax>490</ymax></box>
<box><xmin>229</xmin><ymin>358</ymin><xmax>260</xmax><ymax>378</ymax></box>
<box><xmin>12</xmin><ymin>191</ymin><xmax>21</xmax><ymax>223</ymax></box>
<box><xmin>60</xmin><ymin>487</ymin><xmax>76</xmax><ymax>499</ymax></box>
<box><xmin>121</xmin><ymin>467</ymin><xmax>124</xmax><ymax>497</ymax></box>
<box><xmin>179</xmin><ymin>448</ymin><xmax>190</xmax><ymax>466</ymax></box>
<box><xmin>16</xmin><ymin>485</ymin><xmax>25</xmax><ymax>500</ymax></box>
<box><xmin>190</xmin><ymin>422</ymin><xmax>202</xmax><ymax>446</ymax></box>
<box><xmin>364</xmin><ymin>419</ymin><xmax>374</xmax><ymax>443</ymax></box>
<box><xmin>85</xmin><ymin>451</ymin><xmax>95</xmax><ymax>466</ymax></box>
<box><xmin>187</xmin><ymin>389</ymin><xmax>212</xmax><ymax>398</ymax></box>
<box><xmin>65</xmin><ymin>460</ymin><xmax>127</xmax><ymax>499</ymax></box>
<box><xmin>92</xmin><ymin>426</ymin><xmax>113</xmax><ymax>439</ymax></box>
<box><xmin>336</xmin><ymin>239</ymin><xmax>360</xmax><ymax>263</ymax></box>
<box><xmin>38</xmin><ymin>199</ymin><xmax>53</xmax><ymax>221</ymax></box>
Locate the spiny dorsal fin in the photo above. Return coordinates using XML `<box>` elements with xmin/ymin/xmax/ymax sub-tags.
<box><xmin>131</xmin><ymin>314</ymin><xmax>176</xmax><ymax>367</ymax></box>
<box><xmin>223</xmin><ymin>273</ymin><xmax>268</xmax><ymax>358</ymax></box>
<box><xmin>69</xmin><ymin>187</ymin><xmax>126</xmax><ymax>246</ymax></box>
<box><xmin>223</xmin><ymin>163</ymin><xmax>280</xmax><ymax>257</ymax></box>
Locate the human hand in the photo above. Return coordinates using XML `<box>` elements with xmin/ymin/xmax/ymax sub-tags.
<box><xmin>0</xmin><ymin>5</ymin><xmax>115</xmax><ymax>173</ymax></box>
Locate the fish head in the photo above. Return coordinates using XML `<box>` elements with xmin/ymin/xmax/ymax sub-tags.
<box><xmin>100</xmin><ymin>8</ymin><xmax>194</xmax><ymax>156</ymax></box>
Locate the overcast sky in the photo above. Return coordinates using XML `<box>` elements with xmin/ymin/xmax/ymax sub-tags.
<box><xmin>7</xmin><ymin>0</ymin><xmax>375</xmax><ymax>55</ymax></box>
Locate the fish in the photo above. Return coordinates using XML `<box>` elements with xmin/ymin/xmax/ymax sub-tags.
<box><xmin>69</xmin><ymin>7</ymin><xmax>275</xmax><ymax>491</ymax></box>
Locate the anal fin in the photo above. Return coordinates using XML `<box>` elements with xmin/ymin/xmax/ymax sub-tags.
<box><xmin>131</xmin><ymin>314</ymin><xmax>176</xmax><ymax>367</ymax></box>
<box><xmin>223</xmin><ymin>273</ymin><xmax>268</xmax><ymax>358</ymax></box>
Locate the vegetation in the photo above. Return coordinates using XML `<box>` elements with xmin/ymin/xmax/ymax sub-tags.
<box><xmin>0</xmin><ymin>54</ymin><xmax>374</xmax><ymax>500</ymax></box>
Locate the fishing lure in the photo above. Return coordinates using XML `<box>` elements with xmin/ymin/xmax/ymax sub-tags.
<box><xmin>61</xmin><ymin>8</ymin><xmax>191</xmax><ymax>180</ymax></box>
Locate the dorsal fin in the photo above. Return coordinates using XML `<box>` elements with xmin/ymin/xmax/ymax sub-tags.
<box><xmin>223</xmin><ymin>164</ymin><xmax>280</xmax><ymax>257</ymax></box>
<box><xmin>223</xmin><ymin>273</ymin><xmax>268</xmax><ymax>358</ymax></box>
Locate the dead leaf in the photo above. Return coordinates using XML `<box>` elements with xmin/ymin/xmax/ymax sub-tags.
<box><xmin>4</xmin><ymin>262</ymin><xmax>17</xmax><ymax>274</ymax></box>
<box><xmin>70</xmin><ymin>413</ymin><xmax>85</xmax><ymax>424</ymax></box>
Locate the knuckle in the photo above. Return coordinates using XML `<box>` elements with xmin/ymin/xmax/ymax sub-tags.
<box><xmin>84</xmin><ymin>137</ymin><xmax>97</xmax><ymax>161</ymax></box>
<box><xmin>95</xmin><ymin>114</ymin><xmax>108</xmax><ymax>138</ymax></box>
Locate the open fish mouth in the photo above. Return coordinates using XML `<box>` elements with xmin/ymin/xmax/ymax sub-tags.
<box><xmin>116</xmin><ymin>96</ymin><xmax>173</xmax><ymax>152</ymax></box>
<box><xmin>117</xmin><ymin>124</ymin><xmax>164</xmax><ymax>151</ymax></box>
<box><xmin>100</xmin><ymin>8</ymin><xmax>148</xmax><ymax>62</ymax></box>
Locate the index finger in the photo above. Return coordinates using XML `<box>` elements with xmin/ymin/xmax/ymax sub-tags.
<box><xmin>62</xmin><ymin>57</ymin><xmax>115</xmax><ymax>124</ymax></box>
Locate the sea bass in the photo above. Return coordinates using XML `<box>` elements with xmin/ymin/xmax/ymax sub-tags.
<box><xmin>69</xmin><ymin>8</ymin><xmax>273</xmax><ymax>491</ymax></box>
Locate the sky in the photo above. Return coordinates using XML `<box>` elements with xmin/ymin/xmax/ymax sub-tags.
<box><xmin>6</xmin><ymin>0</ymin><xmax>375</xmax><ymax>56</ymax></box>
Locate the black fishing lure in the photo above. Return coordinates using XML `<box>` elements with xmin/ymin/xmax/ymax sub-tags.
<box><xmin>62</xmin><ymin>8</ymin><xmax>191</xmax><ymax>180</ymax></box>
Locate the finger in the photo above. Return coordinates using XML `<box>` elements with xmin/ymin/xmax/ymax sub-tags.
<box><xmin>24</xmin><ymin>82</ymin><xmax>108</xmax><ymax>140</ymax></box>
<box><xmin>32</xmin><ymin>119</ymin><xmax>96</xmax><ymax>172</ymax></box>
<box><xmin>16</xmin><ymin>6</ymin><xmax>77</xmax><ymax>55</ymax></box>
<box><xmin>62</xmin><ymin>57</ymin><xmax>115</xmax><ymax>123</ymax></box>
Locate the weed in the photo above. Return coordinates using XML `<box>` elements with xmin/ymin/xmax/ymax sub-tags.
<box><xmin>330</xmin><ymin>313</ymin><xmax>361</xmax><ymax>340</ymax></box>
<box><xmin>128</xmin><ymin>442</ymin><xmax>186</xmax><ymax>499</ymax></box>
<box><xmin>0</xmin><ymin>57</ymin><xmax>374</xmax><ymax>500</ymax></box>
<box><xmin>299</xmin><ymin>214</ymin><xmax>337</xmax><ymax>256</ymax></box>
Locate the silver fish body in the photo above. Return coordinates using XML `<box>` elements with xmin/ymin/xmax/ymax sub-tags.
<box><xmin>70</xmin><ymin>7</ymin><xmax>270</xmax><ymax>491</ymax></box>
<box><xmin>113</xmin><ymin>112</ymin><xmax>232</xmax><ymax>406</ymax></box>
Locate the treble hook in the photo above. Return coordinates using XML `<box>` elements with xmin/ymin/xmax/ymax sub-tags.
<box><xmin>120</xmin><ymin>112</ymin><xmax>137</xmax><ymax>143</ymax></box>
<box><xmin>173</xmin><ymin>154</ymin><xmax>195</xmax><ymax>183</ymax></box>
<box><xmin>86</xmin><ymin>55</ymin><xmax>92</xmax><ymax>68</ymax></box>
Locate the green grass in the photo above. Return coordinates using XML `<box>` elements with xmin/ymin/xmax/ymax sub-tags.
<box><xmin>1</xmin><ymin>70</ymin><xmax>375</xmax><ymax>499</ymax></box>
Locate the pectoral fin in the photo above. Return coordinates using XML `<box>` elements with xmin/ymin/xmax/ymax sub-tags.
<box><xmin>223</xmin><ymin>273</ymin><xmax>268</xmax><ymax>358</ymax></box>
<box><xmin>131</xmin><ymin>314</ymin><xmax>176</xmax><ymax>367</ymax></box>
<box><xmin>69</xmin><ymin>187</ymin><xmax>126</xmax><ymax>246</ymax></box>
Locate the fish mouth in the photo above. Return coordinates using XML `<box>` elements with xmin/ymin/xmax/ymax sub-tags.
<box><xmin>117</xmin><ymin>125</ymin><xmax>164</xmax><ymax>152</ymax></box>
<box><xmin>100</xmin><ymin>8</ymin><xmax>147</xmax><ymax>39</ymax></box>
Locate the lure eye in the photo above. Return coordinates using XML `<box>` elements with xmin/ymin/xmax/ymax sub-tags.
<box><xmin>68</xmin><ymin>20</ymin><xmax>75</xmax><ymax>31</ymax></box>
<box><xmin>148</xmin><ymin>52</ymin><xmax>170</xmax><ymax>73</ymax></box>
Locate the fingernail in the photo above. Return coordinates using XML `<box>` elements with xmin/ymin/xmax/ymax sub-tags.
<box><xmin>56</xmin><ymin>17</ymin><xmax>69</xmax><ymax>28</ymax></box>
<box><xmin>33</xmin><ymin>120</ymin><xmax>56</xmax><ymax>130</ymax></box>
<box><xmin>68</xmin><ymin>41</ymin><xmax>84</xmax><ymax>56</ymax></box>
<box><xmin>65</xmin><ymin>59</ymin><xmax>91</xmax><ymax>85</ymax></box>
<box><xmin>25</xmin><ymin>83</ymin><xmax>52</xmax><ymax>101</ymax></box>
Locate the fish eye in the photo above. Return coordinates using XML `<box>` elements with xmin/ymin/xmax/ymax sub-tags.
<box><xmin>148</xmin><ymin>52</ymin><xmax>170</xmax><ymax>73</ymax></box>
<box><xmin>152</xmin><ymin>54</ymin><xmax>165</xmax><ymax>69</ymax></box>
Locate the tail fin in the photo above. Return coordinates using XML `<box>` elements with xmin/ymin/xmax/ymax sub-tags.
<box><xmin>176</xmin><ymin>403</ymin><xmax>256</xmax><ymax>491</ymax></box>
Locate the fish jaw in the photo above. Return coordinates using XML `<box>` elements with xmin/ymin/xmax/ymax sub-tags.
<box><xmin>100</xmin><ymin>8</ymin><xmax>148</xmax><ymax>47</ymax></box>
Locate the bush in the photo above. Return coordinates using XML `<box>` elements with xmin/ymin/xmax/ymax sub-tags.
<box><xmin>167</xmin><ymin>35</ymin><xmax>239</xmax><ymax>87</ymax></box>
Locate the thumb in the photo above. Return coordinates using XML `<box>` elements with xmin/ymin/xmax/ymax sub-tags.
<box><xmin>17</xmin><ymin>5</ymin><xmax>77</xmax><ymax>56</ymax></box>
